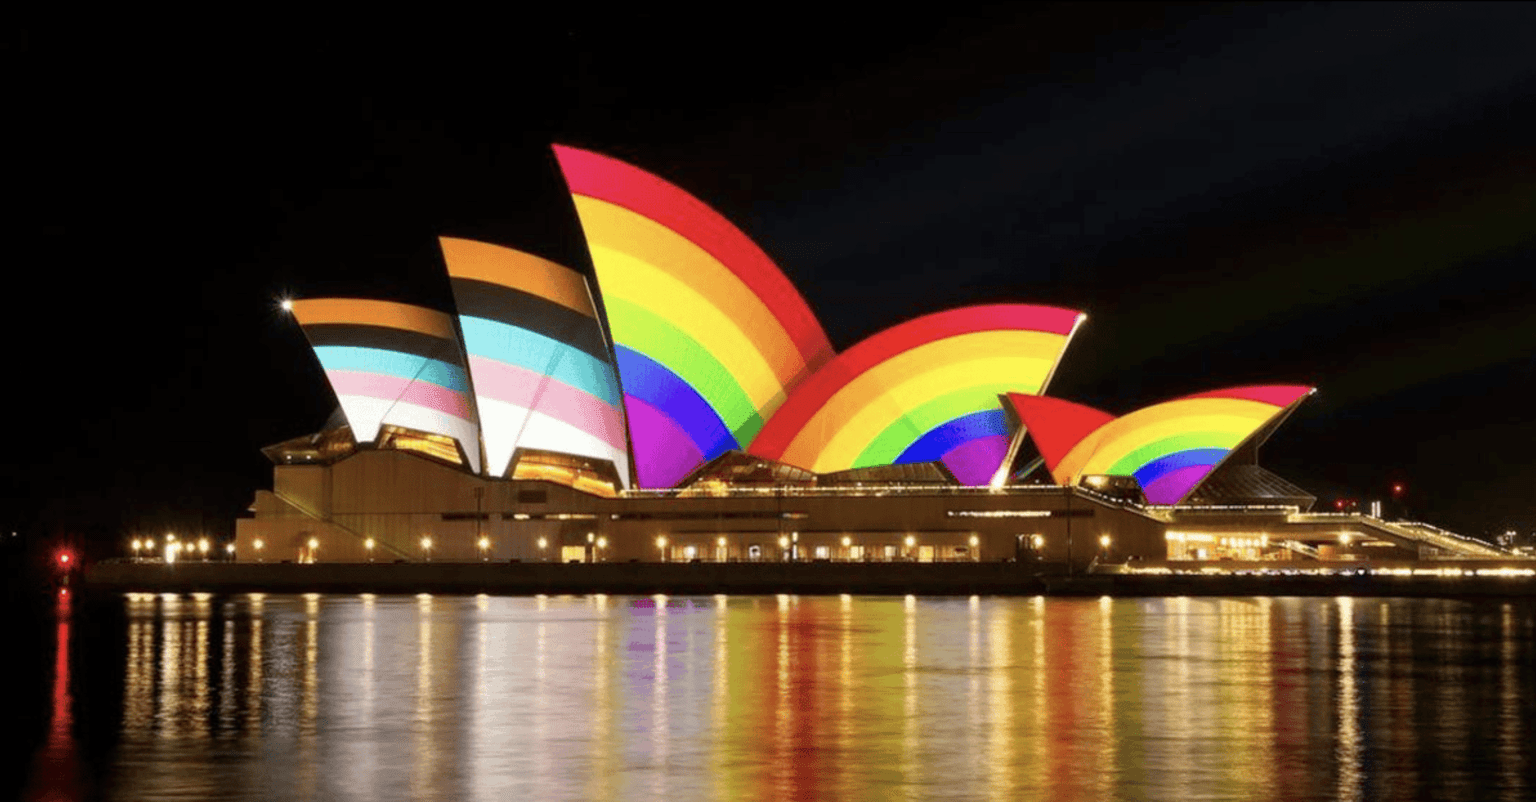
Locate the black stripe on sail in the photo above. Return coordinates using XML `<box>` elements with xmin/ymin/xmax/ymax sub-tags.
<box><xmin>450</xmin><ymin>277</ymin><xmax>612</xmax><ymax>363</ymax></box>
<box><xmin>303</xmin><ymin>324</ymin><xmax>464</xmax><ymax>365</ymax></box>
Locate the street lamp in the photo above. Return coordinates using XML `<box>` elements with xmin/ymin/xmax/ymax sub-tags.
<box><xmin>131</xmin><ymin>539</ymin><xmax>142</xmax><ymax>560</ymax></box>
<box><xmin>537</xmin><ymin>536</ymin><xmax>548</xmax><ymax>561</ymax></box>
<box><xmin>364</xmin><ymin>537</ymin><xmax>375</xmax><ymax>561</ymax></box>
<box><xmin>421</xmin><ymin>535</ymin><xmax>433</xmax><ymax>562</ymax></box>
<box><xmin>904</xmin><ymin>534</ymin><xmax>916</xmax><ymax>561</ymax></box>
<box><xmin>478</xmin><ymin>536</ymin><xmax>491</xmax><ymax>561</ymax></box>
<box><xmin>596</xmin><ymin>536</ymin><xmax>607</xmax><ymax>561</ymax></box>
<box><xmin>657</xmin><ymin>535</ymin><xmax>668</xmax><ymax>562</ymax></box>
<box><xmin>225</xmin><ymin>543</ymin><xmax>235</xmax><ymax>560</ymax></box>
<box><xmin>198</xmin><ymin>538</ymin><xmax>210</xmax><ymax>560</ymax></box>
<box><xmin>253</xmin><ymin>538</ymin><xmax>263</xmax><ymax>562</ymax></box>
<box><xmin>1098</xmin><ymin>534</ymin><xmax>1112</xmax><ymax>561</ymax></box>
<box><xmin>307</xmin><ymin>537</ymin><xmax>319</xmax><ymax>563</ymax></box>
<box><xmin>970</xmin><ymin>534</ymin><xmax>980</xmax><ymax>561</ymax></box>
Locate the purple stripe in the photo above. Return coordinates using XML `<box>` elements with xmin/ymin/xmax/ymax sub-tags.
<box><xmin>625</xmin><ymin>395</ymin><xmax>706</xmax><ymax>489</ymax></box>
<box><xmin>1141</xmin><ymin>465</ymin><xmax>1216</xmax><ymax>505</ymax></box>
<box><xmin>939</xmin><ymin>435</ymin><xmax>1011</xmax><ymax>486</ymax></box>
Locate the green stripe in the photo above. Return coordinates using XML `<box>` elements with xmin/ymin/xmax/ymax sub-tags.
<box><xmin>606</xmin><ymin>296</ymin><xmax>764</xmax><ymax>444</ymax></box>
<box><xmin>852</xmin><ymin>381</ymin><xmax>1039</xmax><ymax>468</ymax></box>
<box><xmin>1104</xmin><ymin>431</ymin><xmax>1244</xmax><ymax>476</ymax></box>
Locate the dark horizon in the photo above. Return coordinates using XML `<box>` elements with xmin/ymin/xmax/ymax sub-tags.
<box><xmin>6</xmin><ymin>5</ymin><xmax>1535</xmax><ymax>550</ymax></box>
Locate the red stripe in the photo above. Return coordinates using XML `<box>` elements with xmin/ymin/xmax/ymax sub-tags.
<box><xmin>1179</xmin><ymin>385</ymin><xmax>1313</xmax><ymax>407</ymax></box>
<box><xmin>552</xmin><ymin>144</ymin><xmax>834</xmax><ymax>371</ymax></box>
<box><xmin>748</xmin><ymin>304</ymin><xmax>1083</xmax><ymax>459</ymax></box>
<box><xmin>1005</xmin><ymin>393</ymin><xmax>1115</xmax><ymax>476</ymax></box>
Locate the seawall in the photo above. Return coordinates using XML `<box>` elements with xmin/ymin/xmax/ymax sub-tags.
<box><xmin>82</xmin><ymin>561</ymin><xmax>1536</xmax><ymax>599</ymax></box>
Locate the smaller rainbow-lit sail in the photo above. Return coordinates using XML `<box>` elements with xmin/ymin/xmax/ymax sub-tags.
<box><xmin>441</xmin><ymin>237</ymin><xmax>629</xmax><ymax>485</ymax></box>
<box><xmin>1005</xmin><ymin>385</ymin><xmax>1313</xmax><ymax>504</ymax></box>
<box><xmin>291</xmin><ymin>298</ymin><xmax>482</xmax><ymax>472</ymax></box>
<box><xmin>750</xmin><ymin>305</ymin><xmax>1085</xmax><ymax>485</ymax></box>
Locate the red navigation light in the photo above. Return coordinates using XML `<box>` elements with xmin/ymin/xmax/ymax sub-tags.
<box><xmin>56</xmin><ymin>550</ymin><xmax>74</xmax><ymax>569</ymax></box>
<box><xmin>1391</xmin><ymin>483</ymin><xmax>1405</xmax><ymax>496</ymax></box>
<box><xmin>1335</xmin><ymin>499</ymin><xmax>1345</xmax><ymax>510</ymax></box>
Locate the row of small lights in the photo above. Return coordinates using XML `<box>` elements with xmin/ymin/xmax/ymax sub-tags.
<box><xmin>130</xmin><ymin>535</ymin><xmax>235</xmax><ymax>562</ymax></box>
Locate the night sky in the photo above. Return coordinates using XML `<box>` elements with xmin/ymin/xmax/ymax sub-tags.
<box><xmin>6</xmin><ymin>4</ymin><xmax>1535</xmax><ymax>551</ymax></box>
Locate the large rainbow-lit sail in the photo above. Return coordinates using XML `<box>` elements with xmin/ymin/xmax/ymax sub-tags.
<box><xmin>750</xmin><ymin>305</ymin><xmax>1085</xmax><ymax>485</ymax></box>
<box><xmin>291</xmin><ymin>299</ymin><xmax>482</xmax><ymax>473</ymax></box>
<box><xmin>553</xmin><ymin>145</ymin><xmax>835</xmax><ymax>488</ymax></box>
<box><xmin>1006</xmin><ymin>385</ymin><xmax>1313</xmax><ymax>504</ymax></box>
<box><xmin>441</xmin><ymin>237</ymin><xmax>630</xmax><ymax>486</ymax></box>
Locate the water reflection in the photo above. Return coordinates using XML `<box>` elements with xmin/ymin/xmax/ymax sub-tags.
<box><xmin>46</xmin><ymin>594</ymin><xmax>1528</xmax><ymax>801</ymax></box>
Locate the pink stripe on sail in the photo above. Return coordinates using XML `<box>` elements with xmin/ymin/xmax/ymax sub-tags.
<box><xmin>327</xmin><ymin>370</ymin><xmax>475</xmax><ymax>421</ymax></box>
<box><xmin>468</xmin><ymin>356</ymin><xmax>627</xmax><ymax>451</ymax></box>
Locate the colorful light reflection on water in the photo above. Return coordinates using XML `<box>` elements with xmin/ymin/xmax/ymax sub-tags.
<box><xmin>18</xmin><ymin>593</ymin><xmax>1536</xmax><ymax>801</ymax></box>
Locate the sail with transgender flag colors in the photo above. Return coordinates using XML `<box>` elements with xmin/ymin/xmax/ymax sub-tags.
<box><xmin>441</xmin><ymin>237</ymin><xmax>631</xmax><ymax>486</ymax></box>
<box><xmin>290</xmin><ymin>298</ymin><xmax>483</xmax><ymax>474</ymax></box>
<box><xmin>1004</xmin><ymin>385</ymin><xmax>1314</xmax><ymax>504</ymax></box>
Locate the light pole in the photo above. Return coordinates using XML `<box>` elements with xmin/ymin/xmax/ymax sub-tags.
<box><xmin>253</xmin><ymin>538</ymin><xmax>263</xmax><ymax>562</ymax></box>
<box><xmin>537</xmin><ymin>537</ymin><xmax>548</xmax><ymax>561</ymax></box>
<box><xmin>421</xmin><ymin>535</ymin><xmax>433</xmax><ymax>562</ymax></box>
<box><xmin>478</xmin><ymin>536</ymin><xmax>491</xmax><ymax>561</ymax></box>
<box><xmin>596</xmin><ymin>536</ymin><xmax>607</xmax><ymax>561</ymax></box>
<box><xmin>364</xmin><ymin>537</ymin><xmax>375</xmax><ymax>562</ymax></box>
<box><xmin>225</xmin><ymin>543</ymin><xmax>236</xmax><ymax>561</ymax></box>
<box><xmin>132</xmin><ymin>539</ymin><xmax>142</xmax><ymax>561</ymax></box>
<box><xmin>307</xmin><ymin>537</ymin><xmax>319</xmax><ymax>563</ymax></box>
<box><xmin>969</xmin><ymin>534</ymin><xmax>980</xmax><ymax>562</ymax></box>
<box><xmin>657</xmin><ymin>535</ymin><xmax>668</xmax><ymax>563</ymax></box>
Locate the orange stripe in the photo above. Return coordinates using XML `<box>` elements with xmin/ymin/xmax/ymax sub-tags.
<box><xmin>439</xmin><ymin>237</ymin><xmax>594</xmax><ymax>318</ymax></box>
<box><xmin>290</xmin><ymin>299</ymin><xmax>457</xmax><ymax>341</ymax></box>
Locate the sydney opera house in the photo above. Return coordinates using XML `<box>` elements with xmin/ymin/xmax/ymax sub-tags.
<box><xmin>234</xmin><ymin>145</ymin><xmax>1509</xmax><ymax>569</ymax></box>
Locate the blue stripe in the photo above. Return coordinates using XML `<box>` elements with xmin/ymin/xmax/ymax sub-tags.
<box><xmin>894</xmin><ymin>409</ymin><xmax>1010</xmax><ymax>464</ymax></box>
<box><xmin>459</xmin><ymin>315</ymin><xmax>621</xmax><ymax>406</ymax></box>
<box><xmin>616</xmin><ymin>346</ymin><xmax>737</xmax><ymax>461</ymax></box>
<box><xmin>311</xmin><ymin>346</ymin><xmax>469</xmax><ymax>392</ymax></box>
<box><xmin>1132</xmin><ymin>448</ymin><xmax>1230</xmax><ymax>487</ymax></box>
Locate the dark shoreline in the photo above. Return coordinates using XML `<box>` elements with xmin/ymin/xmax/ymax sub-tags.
<box><xmin>81</xmin><ymin>561</ymin><xmax>1536</xmax><ymax>599</ymax></box>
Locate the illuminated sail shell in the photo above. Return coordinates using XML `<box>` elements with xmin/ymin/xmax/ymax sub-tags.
<box><xmin>553</xmin><ymin>145</ymin><xmax>834</xmax><ymax>488</ymax></box>
<box><xmin>441</xmin><ymin>237</ymin><xmax>630</xmax><ymax>485</ymax></box>
<box><xmin>750</xmin><ymin>305</ymin><xmax>1085</xmax><ymax>485</ymax></box>
<box><xmin>1006</xmin><ymin>385</ymin><xmax>1314</xmax><ymax>504</ymax></box>
<box><xmin>291</xmin><ymin>299</ymin><xmax>482</xmax><ymax>473</ymax></box>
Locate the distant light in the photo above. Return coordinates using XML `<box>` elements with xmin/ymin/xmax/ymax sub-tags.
<box><xmin>478</xmin><ymin>536</ymin><xmax>490</xmax><ymax>550</ymax></box>
<box><xmin>596</xmin><ymin>536</ymin><xmax>607</xmax><ymax>549</ymax></box>
<box><xmin>778</xmin><ymin>536</ymin><xmax>789</xmax><ymax>549</ymax></box>
<box><xmin>421</xmin><ymin>536</ymin><xmax>433</xmax><ymax>550</ymax></box>
<box><xmin>717</xmin><ymin>536</ymin><xmax>727</xmax><ymax>547</ymax></box>
<box><xmin>587</xmin><ymin>532</ymin><xmax>596</xmax><ymax>543</ymax></box>
<box><xmin>253</xmin><ymin>538</ymin><xmax>264</xmax><ymax>550</ymax></box>
<box><xmin>1099</xmin><ymin>535</ymin><xmax>1112</xmax><ymax>548</ymax></box>
<box><xmin>841</xmin><ymin>536</ymin><xmax>851</xmax><ymax>547</ymax></box>
<box><xmin>132</xmin><ymin>539</ymin><xmax>142</xmax><ymax>551</ymax></box>
<box><xmin>656</xmin><ymin>535</ymin><xmax>668</xmax><ymax>549</ymax></box>
<box><xmin>58</xmin><ymin>552</ymin><xmax>71</xmax><ymax>565</ymax></box>
<box><xmin>279</xmin><ymin>297</ymin><xmax>294</xmax><ymax>312</ymax></box>
<box><xmin>969</xmin><ymin>535</ymin><xmax>980</xmax><ymax>547</ymax></box>
<box><xmin>1032</xmin><ymin>535</ymin><xmax>1044</xmax><ymax>549</ymax></box>
<box><xmin>364</xmin><ymin>537</ymin><xmax>375</xmax><ymax>550</ymax></box>
<box><xmin>225</xmin><ymin>543</ymin><xmax>235</xmax><ymax>554</ymax></box>
<box><xmin>307</xmin><ymin>537</ymin><xmax>319</xmax><ymax>550</ymax></box>
<box><xmin>198</xmin><ymin>538</ymin><xmax>209</xmax><ymax>553</ymax></box>
<box><xmin>537</xmin><ymin>537</ymin><xmax>547</xmax><ymax>549</ymax></box>
<box><xmin>904</xmin><ymin>535</ymin><xmax>916</xmax><ymax>548</ymax></box>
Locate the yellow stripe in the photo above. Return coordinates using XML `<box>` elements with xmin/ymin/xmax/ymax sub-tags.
<box><xmin>1063</xmin><ymin>398</ymin><xmax>1279</xmax><ymax>480</ymax></box>
<box><xmin>573</xmin><ymin>196</ymin><xmax>808</xmax><ymax>387</ymax></box>
<box><xmin>438</xmin><ymin>236</ymin><xmax>594</xmax><ymax>317</ymax></box>
<box><xmin>290</xmin><ymin>298</ymin><xmax>457</xmax><ymax>341</ymax></box>
<box><xmin>590</xmin><ymin>243</ymin><xmax>787</xmax><ymax>415</ymax></box>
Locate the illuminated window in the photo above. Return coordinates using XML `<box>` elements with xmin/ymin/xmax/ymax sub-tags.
<box><xmin>813</xmin><ymin>546</ymin><xmax>830</xmax><ymax>560</ymax></box>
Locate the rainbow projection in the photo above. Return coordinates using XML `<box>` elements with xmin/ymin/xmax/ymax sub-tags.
<box><xmin>290</xmin><ymin>299</ymin><xmax>482</xmax><ymax>473</ymax></box>
<box><xmin>1005</xmin><ymin>385</ymin><xmax>1313</xmax><ymax>504</ymax></box>
<box><xmin>553</xmin><ymin>144</ymin><xmax>835</xmax><ymax>489</ymax></box>
<box><xmin>440</xmin><ymin>237</ymin><xmax>630</xmax><ymax>486</ymax></box>
<box><xmin>749</xmin><ymin>305</ymin><xmax>1086</xmax><ymax>485</ymax></box>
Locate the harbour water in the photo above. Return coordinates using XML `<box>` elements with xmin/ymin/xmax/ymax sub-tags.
<box><xmin>10</xmin><ymin>591</ymin><xmax>1534</xmax><ymax>801</ymax></box>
